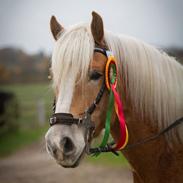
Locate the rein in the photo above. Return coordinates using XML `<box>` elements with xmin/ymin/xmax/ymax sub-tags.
<box><xmin>49</xmin><ymin>47</ymin><xmax>183</xmax><ymax>156</ymax></box>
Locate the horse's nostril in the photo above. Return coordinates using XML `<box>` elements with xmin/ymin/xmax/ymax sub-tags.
<box><xmin>60</xmin><ymin>137</ymin><xmax>75</xmax><ymax>156</ymax></box>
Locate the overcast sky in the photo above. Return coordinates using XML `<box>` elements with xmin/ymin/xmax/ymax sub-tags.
<box><xmin>0</xmin><ymin>0</ymin><xmax>182</xmax><ymax>54</ymax></box>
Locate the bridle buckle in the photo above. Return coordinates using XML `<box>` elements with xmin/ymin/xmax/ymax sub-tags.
<box><xmin>49</xmin><ymin>116</ymin><xmax>57</xmax><ymax>126</ymax></box>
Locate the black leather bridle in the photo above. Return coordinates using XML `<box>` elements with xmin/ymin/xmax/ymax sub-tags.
<box><xmin>49</xmin><ymin>47</ymin><xmax>183</xmax><ymax>156</ymax></box>
<box><xmin>49</xmin><ymin>47</ymin><xmax>108</xmax><ymax>154</ymax></box>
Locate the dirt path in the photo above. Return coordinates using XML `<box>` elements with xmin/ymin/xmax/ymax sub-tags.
<box><xmin>0</xmin><ymin>140</ymin><xmax>132</xmax><ymax>183</ymax></box>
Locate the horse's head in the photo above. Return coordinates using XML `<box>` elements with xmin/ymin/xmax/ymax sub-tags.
<box><xmin>45</xmin><ymin>12</ymin><xmax>116</xmax><ymax>168</ymax></box>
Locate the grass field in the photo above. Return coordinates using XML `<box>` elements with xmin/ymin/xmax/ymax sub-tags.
<box><xmin>0</xmin><ymin>83</ymin><xmax>128</xmax><ymax>166</ymax></box>
<box><xmin>0</xmin><ymin>83</ymin><xmax>52</xmax><ymax>156</ymax></box>
<box><xmin>0</xmin><ymin>83</ymin><xmax>53</xmax><ymax>127</ymax></box>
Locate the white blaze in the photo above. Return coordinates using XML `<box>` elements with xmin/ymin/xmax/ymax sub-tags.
<box><xmin>55</xmin><ymin>74</ymin><xmax>75</xmax><ymax>113</ymax></box>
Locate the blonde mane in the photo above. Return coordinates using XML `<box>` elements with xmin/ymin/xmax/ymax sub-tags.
<box><xmin>52</xmin><ymin>24</ymin><xmax>183</xmax><ymax>142</ymax></box>
<box><xmin>105</xmin><ymin>31</ymin><xmax>183</xmax><ymax>143</ymax></box>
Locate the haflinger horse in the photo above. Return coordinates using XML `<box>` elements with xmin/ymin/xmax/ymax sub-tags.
<box><xmin>45</xmin><ymin>11</ymin><xmax>183</xmax><ymax>183</ymax></box>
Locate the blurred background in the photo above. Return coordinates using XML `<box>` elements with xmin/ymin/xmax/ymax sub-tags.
<box><xmin>0</xmin><ymin>0</ymin><xmax>182</xmax><ymax>183</ymax></box>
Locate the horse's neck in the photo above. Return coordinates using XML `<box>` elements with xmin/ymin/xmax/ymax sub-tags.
<box><xmin>111</xmin><ymin>109</ymin><xmax>183</xmax><ymax>182</ymax></box>
<box><xmin>107</xmin><ymin>33</ymin><xmax>183</xmax><ymax>181</ymax></box>
<box><xmin>111</xmin><ymin>103</ymin><xmax>183</xmax><ymax>183</ymax></box>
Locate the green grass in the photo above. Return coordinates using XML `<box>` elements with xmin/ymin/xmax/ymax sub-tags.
<box><xmin>0</xmin><ymin>126</ymin><xmax>47</xmax><ymax>157</ymax></box>
<box><xmin>0</xmin><ymin>83</ymin><xmax>52</xmax><ymax>157</ymax></box>
<box><xmin>0</xmin><ymin>83</ymin><xmax>53</xmax><ymax>127</ymax></box>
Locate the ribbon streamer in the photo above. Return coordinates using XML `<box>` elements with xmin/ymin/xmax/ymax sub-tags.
<box><xmin>111</xmin><ymin>84</ymin><xmax>128</xmax><ymax>150</ymax></box>
<box><xmin>94</xmin><ymin>53</ymin><xmax>128</xmax><ymax>156</ymax></box>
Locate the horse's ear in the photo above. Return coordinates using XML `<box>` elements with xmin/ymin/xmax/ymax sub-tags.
<box><xmin>91</xmin><ymin>11</ymin><xmax>105</xmax><ymax>47</ymax></box>
<box><xmin>50</xmin><ymin>16</ymin><xmax>64</xmax><ymax>40</ymax></box>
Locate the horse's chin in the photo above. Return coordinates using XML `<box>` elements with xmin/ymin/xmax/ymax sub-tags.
<box><xmin>56</xmin><ymin>148</ymin><xmax>86</xmax><ymax>168</ymax></box>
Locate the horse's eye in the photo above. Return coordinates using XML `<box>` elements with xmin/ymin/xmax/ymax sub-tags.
<box><xmin>89</xmin><ymin>70</ymin><xmax>102</xmax><ymax>80</ymax></box>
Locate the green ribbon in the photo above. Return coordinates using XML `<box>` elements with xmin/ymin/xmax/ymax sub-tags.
<box><xmin>94</xmin><ymin>63</ymin><xmax>116</xmax><ymax>156</ymax></box>
<box><xmin>94</xmin><ymin>89</ymin><xmax>114</xmax><ymax>156</ymax></box>
<box><xmin>100</xmin><ymin>89</ymin><xmax>114</xmax><ymax>146</ymax></box>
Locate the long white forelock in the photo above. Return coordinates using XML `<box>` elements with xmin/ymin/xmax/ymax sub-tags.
<box><xmin>51</xmin><ymin>24</ymin><xmax>94</xmax><ymax>113</ymax></box>
<box><xmin>105</xmin><ymin>31</ymin><xmax>183</xmax><ymax>144</ymax></box>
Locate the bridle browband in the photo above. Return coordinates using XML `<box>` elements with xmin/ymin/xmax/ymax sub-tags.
<box><xmin>49</xmin><ymin>46</ymin><xmax>183</xmax><ymax>156</ymax></box>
